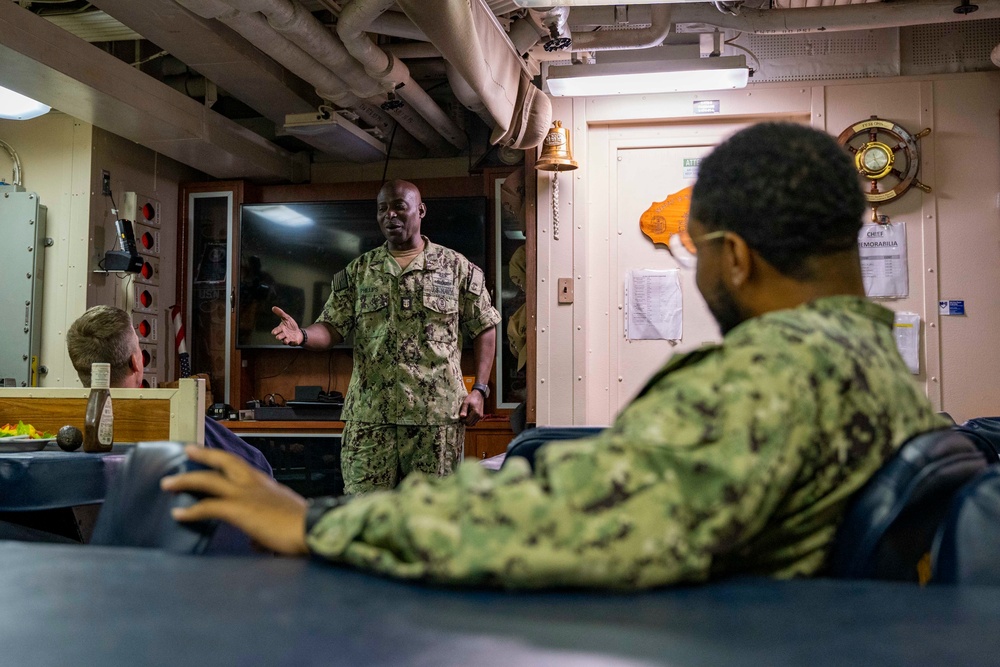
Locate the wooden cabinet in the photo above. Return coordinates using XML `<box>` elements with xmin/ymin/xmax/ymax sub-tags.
<box><xmin>464</xmin><ymin>418</ymin><xmax>514</xmax><ymax>460</ymax></box>
<box><xmin>226</xmin><ymin>418</ymin><xmax>513</xmax><ymax>472</ymax></box>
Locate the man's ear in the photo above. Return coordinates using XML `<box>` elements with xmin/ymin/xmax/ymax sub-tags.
<box><xmin>723</xmin><ymin>233</ymin><xmax>753</xmax><ymax>289</ymax></box>
<box><xmin>418</xmin><ymin>202</ymin><xmax>427</xmax><ymax>219</ymax></box>
<box><xmin>128</xmin><ymin>349</ymin><xmax>142</xmax><ymax>374</ymax></box>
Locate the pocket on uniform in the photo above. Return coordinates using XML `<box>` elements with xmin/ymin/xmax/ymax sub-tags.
<box><xmin>422</xmin><ymin>292</ymin><xmax>459</xmax><ymax>342</ymax></box>
<box><xmin>357</xmin><ymin>293</ymin><xmax>389</xmax><ymax>335</ymax></box>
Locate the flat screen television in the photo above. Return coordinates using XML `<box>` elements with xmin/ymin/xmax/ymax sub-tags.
<box><xmin>236</xmin><ymin>197</ymin><xmax>488</xmax><ymax>349</ymax></box>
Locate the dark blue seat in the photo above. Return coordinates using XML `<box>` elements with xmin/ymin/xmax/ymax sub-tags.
<box><xmin>828</xmin><ymin>429</ymin><xmax>989</xmax><ymax>582</ymax></box>
<box><xmin>502</xmin><ymin>426</ymin><xmax>607</xmax><ymax>470</ymax></box>
<box><xmin>89</xmin><ymin>441</ymin><xmax>219</xmax><ymax>554</ymax></box>
<box><xmin>931</xmin><ymin>466</ymin><xmax>1000</xmax><ymax>585</ymax></box>
<box><xmin>954</xmin><ymin>416</ymin><xmax>1000</xmax><ymax>464</ymax></box>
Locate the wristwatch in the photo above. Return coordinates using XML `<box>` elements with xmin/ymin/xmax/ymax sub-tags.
<box><xmin>472</xmin><ymin>382</ymin><xmax>490</xmax><ymax>399</ymax></box>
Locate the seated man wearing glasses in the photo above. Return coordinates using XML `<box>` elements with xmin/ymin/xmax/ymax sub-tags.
<box><xmin>163</xmin><ymin>123</ymin><xmax>947</xmax><ymax>588</ymax></box>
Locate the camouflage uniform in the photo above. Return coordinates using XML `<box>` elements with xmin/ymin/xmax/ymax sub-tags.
<box><xmin>307</xmin><ymin>296</ymin><xmax>948</xmax><ymax>588</ymax></box>
<box><xmin>317</xmin><ymin>237</ymin><xmax>500</xmax><ymax>493</ymax></box>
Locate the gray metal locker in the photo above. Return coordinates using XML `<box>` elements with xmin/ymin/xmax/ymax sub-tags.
<box><xmin>0</xmin><ymin>184</ymin><xmax>47</xmax><ymax>386</ymax></box>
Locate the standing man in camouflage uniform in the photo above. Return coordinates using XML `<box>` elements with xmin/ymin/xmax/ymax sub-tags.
<box><xmin>166</xmin><ymin>123</ymin><xmax>949</xmax><ymax>589</ymax></box>
<box><xmin>270</xmin><ymin>180</ymin><xmax>501</xmax><ymax>494</ymax></box>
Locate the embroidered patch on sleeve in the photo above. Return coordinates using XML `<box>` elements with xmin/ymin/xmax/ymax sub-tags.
<box><xmin>467</xmin><ymin>265</ymin><xmax>484</xmax><ymax>295</ymax></box>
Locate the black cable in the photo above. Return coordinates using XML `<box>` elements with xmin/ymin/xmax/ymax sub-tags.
<box><xmin>380</xmin><ymin>120</ymin><xmax>399</xmax><ymax>186</ymax></box>
<box><xmin>258</xmin><ymin>353</ymin><xmax>299</xmax><ymax>380</ymax></box>
<box><xmin>327</xmin><ymin>352</ymin><xmax>334</xmax><ymax>394</ymax></box>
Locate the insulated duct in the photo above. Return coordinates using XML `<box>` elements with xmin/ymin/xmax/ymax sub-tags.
<box><xmin>214</xmin><ymin>0</ymin><xmax>448</xmax><ymax>155</ymax></box>
<box><xmin>394</xmin><ymin>0</ymin><xmax>552</xmax><ymax>150</ymax></box>
<box><xmin>337</xmin><ymin>0</ymin><xmax>467</xmax><ymax>152</ymax></box>
<box><xmin>532</xmin><ymin>7</ymin><xmax>572</xmax><ymax>52</ymax></box>
<box><xmin>570</xmin><ymin>5</ymin><xmax>672</xmax><ymax>52</ymax></box>
<box><xmin>671</xmin><ymin>0</ymin><xmax>1000</xmax><ymax>34</ymax></box>
<box><xmin>175</xmin><ymin>0</ymin><xmax>433</xmax><ymax>157</ymax></box>
<box><xmin>445</xmin><ymin>61</ymin><xmax>494</xmax><ymax>128</ymax></box>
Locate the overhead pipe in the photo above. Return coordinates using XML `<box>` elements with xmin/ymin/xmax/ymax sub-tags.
<box><xmin>570</xmin><ymin>5</ymin><xmax>672</xmax><ymax>52</ymax></box>
<box><xmin>177</xmin><ymin>3</ymin><xmax>387</xmax><ymax>131</ymax></box>
<box><xmin>382</xmin><ymin>42</ymin><xmax>497</xmax><ymax>129</ymax></box>
<box><xmin>221</xmin><ymin>0</ymin><xmax>385</xmax><ymax>99</ymax></box>
<box><xmin>214</xmin><ymin>0</ymin><xmax>450</xmax><ymax>154</ymax></box>
<box><xmin>394</xmin><ymin>0</ymin><xmax>552</xmax><ymax>150</ymax></box>
<box><xmin>337</xmin><ymin>0</ymin><xmax>467</xmax><ymax>152</ymax></box>
<box><xmin>175</xmin><ymin>0</ymin><xmax>433</xmax><ymax>156</ymax></box>
<box><xmin>508</xmin><ymin>15</ymin><xmax>545</xmax><ymax>56</ymax></box>
<box><xmin>367</xmin><ymin>11</ymin><xmax>428</xmax><ymax>41</ymax></box>
<box><xmin>670</xmin><ymin>0</ymin><xmax>1000</xmax><ymax>33</ymax></box>
<box><xmin>531</xmin><ymin>7</ymin><xmax>572</xmax><ymax>53</ymax></box>
<box><xmin>383</xmin><ymin>42</ymin><xmax>440</xmax><ymax>60</ymax></box>
<box><xmin>445</xmin><ymin>61</ymin><xmax>495</xmax><ymax>129</ymax></box>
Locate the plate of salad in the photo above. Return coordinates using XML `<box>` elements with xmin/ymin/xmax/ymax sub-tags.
<box><xmin>0</xmin><ymin>421</ymin><xmax>56</xmax><ymax>451</ymax></box>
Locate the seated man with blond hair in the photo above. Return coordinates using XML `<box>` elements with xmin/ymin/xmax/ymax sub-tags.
<box><xmin>67</xmin><ymin>305</ymin><xmax>272</xmax><ymax>476</ymax></box>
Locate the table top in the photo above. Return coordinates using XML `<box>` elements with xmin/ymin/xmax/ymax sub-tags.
<box><xmin>0</xmin><ymin>542</ymin><xmax>996</xmax><ymax>666</ymax></box>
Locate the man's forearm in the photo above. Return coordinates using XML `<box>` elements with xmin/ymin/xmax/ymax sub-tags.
<box><xmin>301</xmin><ymin>322</ymin><xmax>344</xmax><ymax>350</ymax></box>
<box><xmin>472</xmin><ymin>326</ymin><xmax>497</xmax><ymax>384</ymax></box>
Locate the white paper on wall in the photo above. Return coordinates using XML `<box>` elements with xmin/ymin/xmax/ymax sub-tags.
<box><xmin>624</xmin><ymin>269</ymin><xmax>683</xmax><ymax>341</ymax></box>
<box><xmin>893</xmin><ymin>311</ymin><xmax>921</xmax><ymax>375</ymax></box>
<box><xmin>858</xmin><ymin>222</ymin><xmax>908</xmax><ymax>299</ymax></box>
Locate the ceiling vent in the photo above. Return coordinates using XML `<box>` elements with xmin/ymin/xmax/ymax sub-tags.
<box><xmin>283</xmin><ymin>112</ymin><xmax>387</xmax><ymax>163</ymax></box>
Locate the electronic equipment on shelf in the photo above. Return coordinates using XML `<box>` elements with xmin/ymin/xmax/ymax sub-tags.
<box><xmin>252</xmin><ymin>405</ymin><xmax>342</xmax><ymax>421</ymax></box>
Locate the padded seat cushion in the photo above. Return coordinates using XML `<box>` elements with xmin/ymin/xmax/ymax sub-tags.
<box><xmin>502</xmin><ymin>426</ymin><xmax>606</xmax><ymax>471</ymax></box>
<box><xmin>932</xmin><ymin>467</ymin><xmax>1000</xmax><ymax>585</ymax></box>
<box><xmin>828</xmin><ymin>429</ymin><xmax>988</xmax><ymax>581</ymax></box>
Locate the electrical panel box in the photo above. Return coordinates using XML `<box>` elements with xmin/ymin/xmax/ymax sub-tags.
<box><xmin>0</xmin><ymin>185</ymin><xmax>47</xmax><ymax>386</ymax></box>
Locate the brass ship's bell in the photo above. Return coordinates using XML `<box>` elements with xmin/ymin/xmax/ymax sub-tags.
<box><xmin>535</xmin><ymin>120</ymin><xmax>578</xmax><ymax>171</ymax></box>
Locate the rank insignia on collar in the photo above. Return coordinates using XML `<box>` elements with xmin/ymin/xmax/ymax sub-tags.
<box><xmin>401</xmin><ymin>296</ymin><xmax>412</xmax><ymax>310</ymax></box>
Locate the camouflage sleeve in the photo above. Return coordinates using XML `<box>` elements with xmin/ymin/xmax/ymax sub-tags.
<box><xmin>306</xmin><ymin>344</ymin><xmax>817</xmax><ymax>589</ymax></box>
<box><xmin>315</xmin><ymin>268</ymin><xmax>355</xmax><ymax>338</ymax></box>
<box><xmin>459</xmin><ymin>263</ymin><xmax>501</xmax><ymax>340</ymax></box>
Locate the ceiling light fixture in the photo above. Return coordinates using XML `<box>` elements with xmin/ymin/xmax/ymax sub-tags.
<box><xmin>546</xmin><ymin>55</ymin><xmax>750</xmax><ymax>97</ymax></box>
<box><xmin>0</xmin><ymin>84</ymin><xmax>51</xmax><ymax>120</ymax></box>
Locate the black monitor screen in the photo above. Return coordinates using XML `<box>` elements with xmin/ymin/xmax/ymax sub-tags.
<box><xmin>237</xmin><ymin>197</ymin><xmax>488</xmax><ymax>349</ymax></box>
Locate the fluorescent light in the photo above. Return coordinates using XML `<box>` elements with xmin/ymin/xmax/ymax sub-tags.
<box><xmin>546</xmin><ymin>56</ymin><xmax>749</xmax><ymax>97</ymax></box>
<box><xmin>253</xmin><ymin>205</ymin><xmax>314</xmax><ymax>228</ymax></box>
<box><xmin>0</xmin><ymin>84</ymin><xmax>50</xmax><ymax>120</ymax></box>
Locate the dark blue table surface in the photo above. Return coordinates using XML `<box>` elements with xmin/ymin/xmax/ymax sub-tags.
<box><xmin>0</xmin><ymin>444</ymin><xmax>130</xmax><ymax>510</ymax></box>
<box><xmin>0</xmin><ymin>541</ymin><xmax>996</xmax><ymax>666</ymax></box>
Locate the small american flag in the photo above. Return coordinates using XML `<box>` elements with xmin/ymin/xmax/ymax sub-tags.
<box><xmin>169</xmin><ymin>305</ymin><xmax>191</xmax><ymax>379</ymax></box>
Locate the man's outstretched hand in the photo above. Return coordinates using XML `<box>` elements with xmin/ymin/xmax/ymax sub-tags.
<box><xmin>271</xmin><ymin>306</ymin><xmax>303</xmax><ymax>346</ymax></box>
<box><xmin>161</xmin><ymin>446</ymin><xmax>310</xmax><ymax>556</ymax></box>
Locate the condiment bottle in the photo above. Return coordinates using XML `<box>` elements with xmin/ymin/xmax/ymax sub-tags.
<box><xmin>83</xmin><ymin>362</ymin><xmax>114</xmax><ymax>453</ymax></box>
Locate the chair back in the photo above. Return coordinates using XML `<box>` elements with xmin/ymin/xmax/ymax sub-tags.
<box><xmin>89</xmin><ymin>441</ymin><xmax>218</xmax><ymax>553</ymax></box>
<box><xmin>954</xmin><ymin>416</ymin><xmax>1000</xmax><ymax>464</ymax></box>
<box><xmin>828</xmin><ymin>429</ymin><xmax>988</xmax><ymax>581</ymax></box>
<box><xmin>503</xmin><ymin>426</ymin><xmax>607</xmax><ymax>470</ymax></box>
<box><xmin>931</xmin><ymin>466</ymin><xmax>1000</xmax><ymax>585</ymax></box>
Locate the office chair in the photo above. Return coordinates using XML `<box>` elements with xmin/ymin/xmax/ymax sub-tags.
<box><xmin>954</xmin><ymin>416</ymin><xmax>1000</xmax><ymax>463</ymax></box>
<box><xmin>502</xmin><ymin>426</ymin><xmax>608</xmax><ymax>471</ymax></box>
<box><xmin>827</xmin><ymin>429</ymin><xmax>989</xmax><ymax>581</ymax></box>
<box><xmin>931</xmin><ymin>466</ymin><xmax>1000</xmax><ymax>585</ymax></box>
<box><xmin>89</xmin><ymin>441</ymin><xmax>219</xmax><ymax>554</ymax></box>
